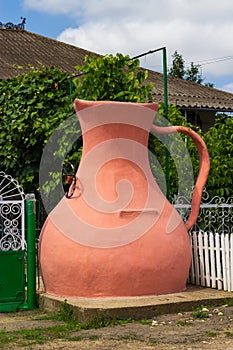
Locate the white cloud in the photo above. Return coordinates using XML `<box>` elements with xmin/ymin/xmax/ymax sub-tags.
<box><xmin>23</xmin><ymin>0</ymin><xmax>233</xmax><ymax>23</ymax></box>
<box><xmin>24</xmin><ymin>0</ymin><xmax>233</xmax><ymax>89</ymax></box>
<box><xmin>221</xmin><ymin>82</ymin><xmax>233</xmax><ymax>93</ymax></box>
<box><xmin>23</xmin><ymin>0</ymin><xmax>83</xmax><ymax>16</ymax></box>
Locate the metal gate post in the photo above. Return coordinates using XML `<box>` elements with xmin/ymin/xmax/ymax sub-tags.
<box><xmin>26</xmin><ymin>193</ymin><xmax>37</xmax><ymax>309</ymax></box>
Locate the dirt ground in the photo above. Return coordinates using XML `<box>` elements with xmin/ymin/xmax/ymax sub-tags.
<box><xmin>0</xmin><ymin>303</ymin><xmax>233</xmax><ymax>350</ymax></box>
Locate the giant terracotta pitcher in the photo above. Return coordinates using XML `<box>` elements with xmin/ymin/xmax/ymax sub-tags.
<box><xmin>39</xmin><ymin>99</ymin><xmax>210</xmax><ymax>297</ymax></box>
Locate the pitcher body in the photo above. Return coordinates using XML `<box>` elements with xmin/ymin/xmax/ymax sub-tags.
<box><xmin>39</xmin><ymin>99</ymin><xmax>209</xmax><ymax>297</ymax></box>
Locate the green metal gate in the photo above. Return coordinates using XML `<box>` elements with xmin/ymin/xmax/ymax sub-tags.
<box><xmin>0</xmin><ymin>172</ymin><xmax>36</xmax><ymax>312</ymax></box>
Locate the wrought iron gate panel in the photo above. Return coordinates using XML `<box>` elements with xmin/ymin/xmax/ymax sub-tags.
<box><xmin>0</xmin><ymin>201</ymin><xmax>26</xmax><ymax>251</ymax></box>
<box><xmin>0</xmin><ymin>172</ymin><xmax>26</xmax><ymax>311</ymax></box>
<box><xmin>0</xmin><ymin>171</ymin><xmax>25</xmax><ymax>252</ymax></box>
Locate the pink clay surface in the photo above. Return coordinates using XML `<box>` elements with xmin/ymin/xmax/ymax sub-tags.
<box><xmin>39</xmin><ymin>100</ymin><xmax>209</xmax><ymax>297</ymax></box>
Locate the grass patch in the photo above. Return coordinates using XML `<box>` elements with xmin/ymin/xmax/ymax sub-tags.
<box><xmin>206</xmin><ymin>331</ymin><xmax>218</xmax><ymax>337</ymax></box>
<box><xmin>87</xmin><ymin>334</ymin><xmax>100</xmax><ymax>340</ymax></box>
<box><xmin>225</xmin><ymin>331</ymin><xmax>233</xmax><ymax>337</ymax></box>
<box><xmin>220</xmin><ymin>299</ymin><xmax>233</xmax><ymax>307</ymax></box>
<box><xmin>69</xmin><ymin>335</ymin><xmax>83</xmax><ymax>341</ymax></box>
<box><xmin>0</xmin><ymin>324</ymin><xmax>79</xmax><ymax>348</ymax></box>
<box><xmin>32</xmin><ymin>312</ymin><xmax>58</xmax><ymax>321</ymax></box>
<box><xmin>140</xmin><ymin>319</ymin><xmax>153</xmax><ymax>325</ymax></box>
<box><xmin>0</xmin><ymin>309</ymin><xmax>132</xmax><ymax>348</ymax></box>
<box><xmin>0</xmin><ymin>330</ymin><xmax>14</xmax><ymax>347</ymax></box>
<box><xmin>82</xmin><ymin>313</ymin><xmax>132</xmax><ymax>329</ymax></box>
<box><xmin>55</xmin><ymin>299</ymin><xmax>76</xmax><ymax>323</ymax></box>
<box><xmin>192</xmin><ymin>306</ymin><xmax>209</xmax><ymax>319</ymax></box>
<box><xmin>53</xmin><ymin>300</ymin><xmax>132</xmax><ymax>328</ymax></box>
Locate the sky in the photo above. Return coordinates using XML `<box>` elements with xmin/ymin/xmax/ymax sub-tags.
<box><xmin>1</xmin><ymin>0</ymin><xmax>233</xmax><ymax>93</ymax></box>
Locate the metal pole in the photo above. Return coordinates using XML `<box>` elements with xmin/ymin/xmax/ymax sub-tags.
<box><xmin>162</xmin><ymin>47</ymin><xmax>170</xmax><ymax>199</ymax></box>
<box><xmin>71</xmin><ymin>48</ymin><xmax>171</xmax><ymax>197</ymax></box>
<box><xmin>162</xmin><ymin>47</ymin><xmax>168</xmax><ymax>114</ymax></box>
<box><xmin>69</xmin><ymin>78</ymin><xmax>73</xmax><ymax>98</ymax></box>
<box><xmin>133</xmin><ymin>47</ymin><xmax>170</xmax><ymax>198</ymax></box>
<box><xmin>26</xmin><ymin>193</ymin><xmax>37</xmax><ymax>309</ymax></box>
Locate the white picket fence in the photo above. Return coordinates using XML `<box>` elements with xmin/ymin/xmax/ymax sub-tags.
<box><xmin>189</xmin><ymin>231</ymin><xmax>233</xmax><ymax>291</ymax></box>
<box><xmin>174</xmin><ymin>191</ymin><xmax>233</xmax><ymax>291</ymax></box>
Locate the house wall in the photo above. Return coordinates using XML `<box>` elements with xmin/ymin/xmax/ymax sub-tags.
<box><xmin>198</xmin><ymin>110</ymin><xmax>217</xmax><ymax>132</ymax></box>
<box><xmin>181</xmin><ymin>109</ymin><xmax>216</xmax><ymax>133</ymax></box>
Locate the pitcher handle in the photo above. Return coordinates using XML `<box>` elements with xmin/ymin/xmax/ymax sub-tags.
<box><xmin>151</xmin><ymin>124</ymin><xmax>210</xmax><ymax>230</ymax></box>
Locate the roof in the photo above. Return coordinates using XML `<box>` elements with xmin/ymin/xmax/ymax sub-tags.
<box><xmin>0</xmin><ymin>28</ymin><xmax>93</xmax><ymax>79</ymax></box>
<box><xmin>1</xmin><ymin>28</ymin><xmax>233</xmax><ymax>112</ymax></box>
<box><xmin>149</xmin><ymin>70</ymin><xmax>233</xmax><ymax>111</ymax></box>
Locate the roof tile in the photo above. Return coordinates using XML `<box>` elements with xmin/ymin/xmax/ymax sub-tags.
<box><xmin>1</xmin><ymin>28</ymin><xmax>233</xmax><ymax>111</ymax></box>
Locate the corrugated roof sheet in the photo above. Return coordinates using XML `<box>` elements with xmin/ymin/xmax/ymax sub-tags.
<box><xmin>148</xmin><ymin>71</ymin><xmax>233</xmax><ymax>111</ymax></box>
<box><xmin>1</xmin><ymin>28</ymin><xmax>233</xmax><ymax>111</ymax></box>
<box><xmin>0</xmin><ymin>29</ymin><xmax>93</xmax><ymax>78</ymax></box>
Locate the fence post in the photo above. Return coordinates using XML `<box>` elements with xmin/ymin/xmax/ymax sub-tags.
<box><xmin>26</xmin><ymin>193</ymin><xmax>37</xmax><ymax>309</ymax></box>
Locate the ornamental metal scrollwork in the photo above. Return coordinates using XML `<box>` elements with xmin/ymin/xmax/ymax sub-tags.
<box><xmin>0</xmin><ymin>172</ymin><xmax>25</xmax><ymax>200</ymax></box>
<box><xmin>173</xmin><ymin>189</ymin><xmax>233</xmax><ymax>235</ymax></box>
<box><xmin>0</xmin><ymin>234</ymin><xmax>23</xmax><ymax>251</ymax></box>
<box><xmin>0</xmin><ymin>172</ymin><xmax>25</xmax><ymax>251</ymax></box>
<box><xmin>0</xmin><ymin>17</ymin><xmax>26</xmax><ymax>30</ymax></box>
<box><xmin>0</xmin><ymin>202</ymin><xmax>25</xmax><ymax>250</ymax></box>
